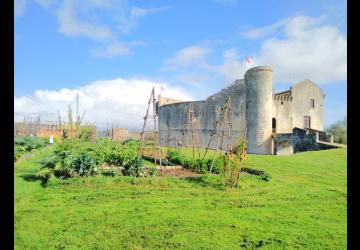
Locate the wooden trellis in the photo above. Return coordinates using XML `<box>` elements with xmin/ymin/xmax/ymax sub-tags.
<box><xmin>203</xmin><ymin>97</ymin><xmax>233</xmax><ymax>173</ymax></box>
<box><xmin>180</xmin><ymin>103</ymin><xmax>201</xmax><ymax>159</ymax></box>
<box><xmin>139</xmin><ymin>87</ymin><xmax>162</xmax><ymax>167</ymax></box>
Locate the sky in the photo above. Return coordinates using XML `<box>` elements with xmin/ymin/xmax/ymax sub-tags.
<box><xmin>14</xmin><ymin>0</ymin><xmax>347</xmax><ymax>130</ymax></box>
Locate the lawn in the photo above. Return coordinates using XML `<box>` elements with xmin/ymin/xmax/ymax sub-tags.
<box><xmin>14</xmin><ymin>147</ymin><xmax>347</xmax><ymax>249</ymax></box>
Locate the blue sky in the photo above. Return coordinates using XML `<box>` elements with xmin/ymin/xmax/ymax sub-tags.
<box><xmin>14</xmin><ymin>0</ymin><xmax>347</xmax><ymax>129</ymax></box>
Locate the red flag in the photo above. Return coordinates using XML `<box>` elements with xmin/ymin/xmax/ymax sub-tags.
<box><xmin>244</xmin><ymin>57</ymin><xmax>252</xmax><ymax>64</ymax></box>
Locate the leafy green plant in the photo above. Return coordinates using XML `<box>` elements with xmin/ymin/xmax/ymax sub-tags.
<box><xmin>148</xmin><ymin>166</ymin><xmax>157</xmax><ymax>177</ymax></box>
<box><xmin>125</xmin><ymin>156</ymin><xmax>144</xmax><ymax>177</ymax></box>
<box><xmin>122</xmin><ymin>139</ymin><xmax>140</xmax><ymax>147</ymax></box>
<box><xmin>65</xmin><ymin>152</ymin><xmax>98</xmax><ymax>176</ymax></box>
<box><xmin>38</xmin><ymin>153</ymin><xmax>59</xmax><ymax>169</ymax></box>
<box><xmin>35</xmin><ymin>168</ymin><xmax>53</xmax><ymax>185</ymax></box>
<box><xmin>14</xmin><ymin>146</ymin><xmax>25</xmax><ymax>162</ymax></box>
<box><xmin>14</xmin><ymin>136</ymin><xmax>48</xmax><ymax>152</ymax></box>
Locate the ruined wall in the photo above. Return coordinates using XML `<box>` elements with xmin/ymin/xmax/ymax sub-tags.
<box><xmin>158</xmin><ymin>80</ymin><xmax>246</xmax><ymax>150</ymax></box>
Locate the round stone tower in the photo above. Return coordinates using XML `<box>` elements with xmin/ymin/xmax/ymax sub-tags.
<box><xmin>245</xmin><ymin>66</ymin><xmax>273</xmax><ymax>154</ymax></box>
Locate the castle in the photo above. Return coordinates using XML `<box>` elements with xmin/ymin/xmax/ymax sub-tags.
<box><xmin>157</xmin><ymin>66</ymin><xmax>333</xmax><ymax>155</ymax></box>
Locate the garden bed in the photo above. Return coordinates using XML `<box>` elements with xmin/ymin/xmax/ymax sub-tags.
<box><xmin>156</xmin><ymin>166</ymin><xmax>201</xmax><ymax>177</ymax></box>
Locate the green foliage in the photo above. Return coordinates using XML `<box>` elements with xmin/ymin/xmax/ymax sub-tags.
<box><xmin>79</xmin><ymin>126</ymin><xmax>95</xmax><ymax>142</ymax></box>
<box><xmin>166</xmin><ymin>150</ymin><xmax>222</xmax><ymax>174</ymax></box>
<box><xmin>326</xmin><ymin>116</ymin><xmax>347</xmax><ymax>144</ymax></box>
<box><xmin>14</xmin><ymin>136</ymin><xmax>48</xmax><ymax>152</ymax></box>
<box><xmin>53</xmin><ymin>164</ymin><xmax>75</xmax><ymax>179</ymax></box>
<box><xmin>35</xmin><ymin>168</ymin><xmax>53</xmax><ymax>185</ymax></box>
<box><xmin>38</xmin><ymin>153</ymin><xmax>59</xmax><ymax>169</ymax></box>
<box><xmin>125</xmin><ymin>156</ymin><xmax>144</xmax><ymax>177</ymax></box>
<box><xmin>38</xmin><ymin>138</ymin><xmax>144</xmax><ymax>180</ymax></box>
<box><xmin>221</xmin><ymin>139</ymin><xmax>247</xmax><ymax>188</ymax></box>
<box><xmin>64</xmin><ymin>152</ymin><xmax>97</xmax><ymax>176</ymax></box>
<box><xmin>166</xmin><ymin>150</ymin><xmax>183</xmax><ymax>165</ymax></box>
<box><xmin>122</xmin><ymin>139</ymin><xmax>140</xmax><ymax>147</ymax></box>
<box><xmin>148</xmin><ymin>166</ymin><xmax>157</xmax><ymax>177</ymax></box>
<box><xmin>14</xmin><ymin>146</ymin><xmax>25</xmax><ymax>162</ymax></box>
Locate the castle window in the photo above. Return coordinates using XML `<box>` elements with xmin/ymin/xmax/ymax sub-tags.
<box><xmin>310</xmin><ymin>99</ymin><xmax>315</xmax><ymax>108</ymax></box>
<box><xmin>281</xmin><ymin>101</ymin><xmax>284</xmax><ymax>105</ymax></box>
<box><xmin>304</xmin><ymin>116</ymin><xmax>311</xmax><ymax>129</ymax></box>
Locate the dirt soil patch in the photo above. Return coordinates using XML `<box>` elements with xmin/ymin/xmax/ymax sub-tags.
<box><xmin>157</xmin><ymin>167</ymin><xmax>200</xmax><ymax>177</ymax></box>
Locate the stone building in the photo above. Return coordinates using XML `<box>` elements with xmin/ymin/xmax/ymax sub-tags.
<box><xmin>157</xmin><ymin>66</ymin><xmax>333</xmax><ymax>155</ymax></box>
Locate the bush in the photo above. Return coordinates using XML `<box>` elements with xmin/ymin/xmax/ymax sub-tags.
<box><xmin>14</xmin><ymin>136</ymin><xmax>48</xmax><ymax>152</ymax></box>
<box><xmin>36</xmin><ymin>168</ymin><xmax>53</xmax><ymax>185</ymax></box>
<box><xmin>43</xmin><ymin>138</ymin><xmax>144</xmax><ymax>180</ymax></box>
<box><xmin>38</xmin><ymin>153</ymin><xmax>59</xmax><ymax>169</ymax></box>
<box><xmin>14</xmin><ymin>146</ymin><xmax>25</xmax><ymax>162</ymax></box>
<box><xmin>326</xmin><ymin>116</ymin><xmax>347</xmax><ymax>144</ymax></box>
<box><xmin>122</xmin><ymin>139</ymin><xmax>140</xmax><ymax>147</ymax></box>
<box><xmin>166</xmin><ymin>150</ymin><xmax>184</xmax><ymax>165</ymax></box>
<box><xmin>53</xmin><ymin>164</ymin><xmax>75</xmax><ymax>179</ymax></box>
<box><xmin>148</xmin><ymin>166</ymin><xmax>157</xmax><ymax>177</ymax></box>
<box><xmin>125</xmin><ymin>156</ymin><xmax>144</xmax><ymax>177</ymax></box>
<box><xmin>65</xmin><ymin>152</ymin><xmax>98</xmax><ymax>176</ymax></box>
<box><xmin>79</xmin><ymin>126</ymin><xmax>95</xmax><ymax>142</ymax></box>
<box><xmin>165</xmin><ymin>150</ymin><xmax>224</xmax><ymax>174</ymax></box>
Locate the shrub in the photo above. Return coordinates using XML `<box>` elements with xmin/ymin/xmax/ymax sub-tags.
<box><xmin>36</xmin><ymin>168</ymin><xmax>53</xmax><ymax>185</ymax></box>
<box><xmin>65</xmin><ymin>152</ymin><xmax>98</xmax><ymax>176</ymax></box>
<box><xmin>14</xmin><ymin>146</ymin><xmax>25</xmax><ymax>162</ymax></box>
<box><xmin>14</xmin><ymin>136</ymin><xmax>48</xmax><ymax>152</ymax></box>
<box><xmin>148</xmin><ymin>166</ymin><xmax>157</xmax><ymax>177</ymax></box>
<box><xmin>53</xmin><ymin>164</ymin><xmax>75</xmax><ymax>179</ymax></box>
<box><xmin>125</xmin><ymin>156</ymin><xmax>144</xmax><ymax>177</ymax></box>
<box><xmin>122</xmin><ymin>139</ymin><xmax>140</xmax><ymax>147</ymax></box>
<box><xmin>166</xmin><ymin>150</ymin><xmax>184</xmax><ymax>165</ymax></box>
<box><xmin>326</xmin><ymin>116</ymin><xmax>347</xmax><ymax>144</ymax></box>
<box><xmin>38</xmin><ymin>153</ymin><xmax>59</xmax><ymax>169</ymax></box>
<box><xmin>79</xmin><ymin>126</ymin><xmax>95</xmax><ymax>142</ymax></box>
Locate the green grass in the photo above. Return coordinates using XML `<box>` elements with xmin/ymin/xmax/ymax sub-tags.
<box><xmin>14</xmin><ymin>148</ymin><xmax>346</xmax><ymax>249</ymax></box>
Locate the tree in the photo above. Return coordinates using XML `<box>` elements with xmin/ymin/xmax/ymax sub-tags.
<box><xmin>326</xmin><ymin>116</ymin><xmax>347</xmax><ymax>144</ymax></box>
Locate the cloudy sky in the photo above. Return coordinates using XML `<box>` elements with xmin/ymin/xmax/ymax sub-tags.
<box><xmin>14</xmin><ymin>0</ymin><xmax>347</xmax><ymax>130</ymax></box>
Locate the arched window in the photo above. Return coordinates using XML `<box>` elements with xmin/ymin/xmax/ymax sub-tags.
<box><xmin>272</xmin><ymin>118</ymin><xmax>276</xmax><ymax>133</ymax></box>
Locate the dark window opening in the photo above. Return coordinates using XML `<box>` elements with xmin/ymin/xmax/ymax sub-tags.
<box><xmin>304</xmin><ymin>116</ymin><xmax>311</xmax><ymax>129</ymax></box>
<box><xmin>272</xmin><ymin>118</ymin><xmax>276</xmax><ymax>133</ymax></box>
<box><xmin>310</xmin><ymin>99</ymin><xmax>315</xmax><ymax>108</ymax></box>
<box><xmin>281</xmin><ymin>101</ymin><xmax>284</xmax><ymax>105</ymax></box>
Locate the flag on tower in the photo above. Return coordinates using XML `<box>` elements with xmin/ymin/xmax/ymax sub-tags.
<box><xmin>244</xmin><ymin>57</ymin><xmax>252</xmax><ymax>64</ymax></box>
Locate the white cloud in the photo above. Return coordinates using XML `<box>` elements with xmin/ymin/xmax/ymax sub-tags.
<box><xmin>14</xmin><ymin>78</ymin><xmax>193</xmax><ymax>130</ymax></box>
<box><xmin>56</xmin><ymin>0</ymin><xmax>115</xmax><ymax>42</ymax></box>
<box><xmin>163</xmin><ymin>46</ymin><xmax>211</xmax><ymax>69</ymax></box>
<box><xmin>115</xmin><ymin>5</ymin><xmax>172</xmax><ymax>33</ymax></box>
<box><xmin>14</xmin><ymin>0</ymin><xmax>27</xmax><ymax>17</ymax></box>
<box><xmin>241</xmin><ymin>19</ymin><xmax>289</xmax><ymax>39</ymax></box>
<box><xmin>251</xmin><ymin>15</ymin><xmax>347</xmax><ymax>84</ymax></box>
<box><xmin>209</xmin><ymin>49</ymin><xmax>246</xmax><ymax>82</ymax></box>
<box><xmin>32</xmin><ymin>0</ymin><xmax>170</xmax><ymax>57</ymax></box>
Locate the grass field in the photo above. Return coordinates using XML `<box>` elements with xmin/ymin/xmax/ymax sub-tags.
<box><xmin>14</xmin><ymin>147</ymin><xmax>347</xmax><ymax>249</ymax></box>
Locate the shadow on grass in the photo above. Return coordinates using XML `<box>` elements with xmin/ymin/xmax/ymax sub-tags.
<box><xmin>19</xmin><ymin>174</ymin><xmax>38</xmax><ymax>182</ymax></box>
<box><xmin>184</xmin><ymin>175</ymin><xmax>225</xmax><ymax>190</ymax></box>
